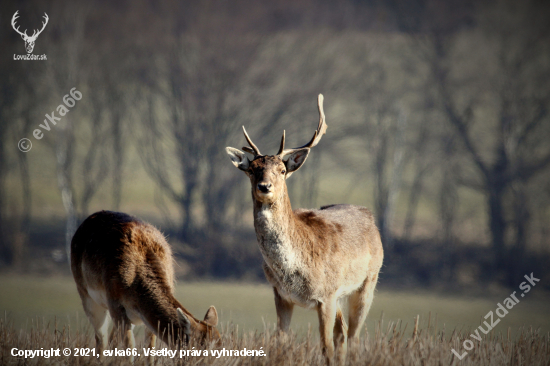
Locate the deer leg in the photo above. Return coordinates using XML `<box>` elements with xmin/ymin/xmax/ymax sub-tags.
<box><xmin>81</xmin><ymin>295</ymin><xmax>110</xmax><ymax>358</ymax></box>
<box><xmin>317</xmin><ymin>298</ymin><xmax>337</xmax><ymax>366</ymax></box>
<box><xmin>108</xmin><ymin>303</ymin><xmax>135</xmax><ymax>363</ymax></box>
<box><xmin>348</xmin><ymin>273</ymin><xmax>378</xmax><ymax>340</ymax></box>
<box><xmin>145</xmin><ymin>327</ymin><xmax>157</xmax><ymax>366</ymax></box>
<box><xmin>333</xmin><ymin>306</ymin><xmax>348</xmax><ymax>365</ymax></box>
<box><xmin>273</xmin><ymin>287</ymin><xmax>294</xmax><ymax>334</ymax></box>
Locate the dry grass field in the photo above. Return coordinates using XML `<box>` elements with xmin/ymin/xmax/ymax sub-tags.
<box><xmin>1</xmin><ymin>275</ymin><xmax>549</xmax><ymax>365</ymax></box>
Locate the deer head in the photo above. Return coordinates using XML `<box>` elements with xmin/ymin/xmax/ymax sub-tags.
<box><xmin>226</xmin><ymin>94</ymin><xmax>327</xmax><ymax>204</ymax></box>
<box><xmin>12</xmin><ymin>11</ymin><xmax>49</xmax><ymax>54</ymax></box>
<box><xmin>177</xmin><ymin>306</ymin><xmax>220</xmax><ymax>343</ymax></box>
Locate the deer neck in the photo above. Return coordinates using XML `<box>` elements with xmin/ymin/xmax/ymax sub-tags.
<box><xmin>252</xmin><ymin>187</ymin><xmax>299</xmax><ymax>271</ymax></box>
<box><xmin>138</xmin><ymin>289</ymin><xmax>204</xmax><ymax>343</ymax></box>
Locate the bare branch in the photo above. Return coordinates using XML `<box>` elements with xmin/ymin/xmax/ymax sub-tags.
<box><xmin>516</xmin><ymin>151</ymin><xmax>550</xmax><ymax>181</ymax></box>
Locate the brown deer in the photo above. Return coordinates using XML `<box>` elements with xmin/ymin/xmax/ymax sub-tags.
<box><xmin>226</xmin><ymin>95</ymin><xmax>383</xmax><ymax>365</ymax></box>
<box><xmin>71</xmin><ymin>210</ymin><xmax>220</xmax><ymax>363</ymax></box>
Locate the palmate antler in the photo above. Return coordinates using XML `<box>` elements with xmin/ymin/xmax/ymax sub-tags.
<box><xmin>242</xmin><ymin>94</ymin><xmax>328</xmax><ymax>159</ymax></box>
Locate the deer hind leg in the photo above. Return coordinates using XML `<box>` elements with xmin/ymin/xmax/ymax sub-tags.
<box><xmin>108</xmin><ymin>303</ymin><xmax>136</xmax><ymax>363</ymax></box>
<box><xmin>317</xmin><ymin>299</ymin><xmax>337</xmax><ymax>366</ymax></box>
<box><xmin>81</xmin><ymin>295</ymin><xmax>110</xmax><ymax>357</ymax></box>
<box><xmin>333</xmin><ymin>305</ymin><xmax>348</xmax><ymax>365</ymax></box>
<box><xmin>348</xmin><ymin>273</ymin><xmax>379</xmax><ymax>340</ymax></box>
<box><xmin>273</xmin><ymin>287</ymin><xmax>294</xmax><ymax>334</ymax></box>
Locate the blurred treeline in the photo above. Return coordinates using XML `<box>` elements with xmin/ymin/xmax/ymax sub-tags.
<box><xmin>1</xmin><ymin>0</ymin><xmax>549</xmax><ymax>288</ymax></box>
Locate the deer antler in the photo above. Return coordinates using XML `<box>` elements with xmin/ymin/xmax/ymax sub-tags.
<box><xmin>277</xmin><ymin>94</ymin><xmax>327</xmax><ymax>158</ymax></box>
<box><xmin>11</xmin><ymin>11</ymin><xmax>28</xmax><ymax>38</ymax></box>
<box><xmin>29</xmin><ymin>13</ymin><xmax>49</xmax><ymax>40</ymax></box>
<box><xmin>242</xmin><ymin>126</ymin><xmax>262</xmax><ymax>156</ymax></box>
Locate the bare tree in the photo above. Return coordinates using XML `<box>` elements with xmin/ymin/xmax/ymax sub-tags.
<box><xmin>402</xmin><ymin>125</ymin><xmax>434</xmax><ymax>240</ymax></box>
<box><xmin>78</xmin><ymin>86</ymin><xmax>110</xmax><ymax>217</ymax></box>
<box><xmin>0</xmin><ymin>56</ymin><xmax>19</xmax><ymax>266</ymax></box>
<box><xmin>137</xmin><ymin>1</ymin><xmax>262</xmax><ymax>247</ymax></box>
<box><xmin>437</xmin><ymin>131</ymin><xmax>459</xmax><ymax>280</ymax></box>
<box><xmin>11</xmin><ymin>81</ymin><xmax>36</xmax><ymax>268</ymax></box>
<box><xmin>43</xmin><ymin>3</ymin><xmax>113</xmax><ymax>261</ymax></box>
<box><xmin>420</xmin><ymin>0</ymin><xmax>550</xmax><ymax>281</ymax></box>
<box><xmin>0</xmin><ymin>25</ymin><xmax>36</xmax><ymax>267</ymax></box>
<box><xmin>44</xmin><ymin>5</ymin><xmax>86</xmax><ymax>261</ymax></box>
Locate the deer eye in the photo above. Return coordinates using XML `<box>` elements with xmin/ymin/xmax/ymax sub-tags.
<box><xmin>281</xmin><ymin>169</ymin><xmax>286</xmax><ymax>175</ymax></box>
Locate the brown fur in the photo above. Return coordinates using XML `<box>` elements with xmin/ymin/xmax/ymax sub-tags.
<box><xmin>71</xmin><ymin>211</ymin><xmax>220</xmax><ymax>361</ymax></box>
<box><xmin>227</xmin><ymin>150</ymin><xmax>384</xmax><ymax>366</ymax></box>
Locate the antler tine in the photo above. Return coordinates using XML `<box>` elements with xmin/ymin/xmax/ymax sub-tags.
<box><xmin>277</xmin><ymin>94</ymin><xmax>328</xmax><ymax>157</ymax></box>
<box><xmin>33</xmin><ymin>13</ymin><xmax>49</xmax><ymax>38</ymax></box>
<box><xmin>276</xmin><ymin>130</ymin><xmax>286</xmax><ymax>155</ymax></box>
<box><xmin>11</xmin><ymin>11</ymin><xmax>28</xmax><ymax>37</ymax></box>
<box><xmin>242</xmin><ymin>126</ymin><xmax>261</xmax><ymax>156</ymax></box>
<box><xmin>242</xmin><ymin>146</ymin><xmax>256</xmax><ymax>155</ymax></box>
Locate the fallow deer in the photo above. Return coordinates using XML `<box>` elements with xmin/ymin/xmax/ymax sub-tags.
<box><xmin>226</xmin><ymin>95</ymin><xmax>383</xmax><ymax>365</ymax></box>
<box><xmin>71</xmin><ymin>210</ymin><xmax>220</xmax><ymax>363</ymax></box>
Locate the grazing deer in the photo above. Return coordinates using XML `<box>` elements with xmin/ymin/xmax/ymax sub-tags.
<box><xmin>71</xmin><ymin>211</ymin><xmax>220</xmax><ymax>364</ymax></box>
<box><xmin>226</xmin><ymin>95</ymin><xmax>383</xmax><ymax>365</ymax></box>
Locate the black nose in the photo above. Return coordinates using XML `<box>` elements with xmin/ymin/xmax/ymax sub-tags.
<box><xmin>257</xmin><ymin>183</ymin><xmax>272</xmax><ymax>193</ymax></box>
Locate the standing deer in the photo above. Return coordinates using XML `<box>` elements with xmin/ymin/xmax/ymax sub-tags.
<box><xmin>226</xmin><ymin>95</ymin><xmax>383</xmax><ymax>365</ymax></box>
<box><xmin>71</xmin><ymin>211</ymin><xmax>220</xmax><ymax>364</ymax></box>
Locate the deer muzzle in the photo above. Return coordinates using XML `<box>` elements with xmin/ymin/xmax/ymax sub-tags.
<box><xmin>257</xmin><ymin>183</ymin><xmax>273</xmax><ymax>194</ymax></box>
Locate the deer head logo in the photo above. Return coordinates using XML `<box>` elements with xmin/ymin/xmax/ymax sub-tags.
<box><xmin>11</xmin><ymin>11</ymin><xmax>49</xmax><ymax>54</ymax></box>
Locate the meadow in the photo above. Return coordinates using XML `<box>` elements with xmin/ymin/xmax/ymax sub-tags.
<box><xmin>1</xmin><ymin>275</ymin><xmax>549</xmax><ymax>365</ymax></box>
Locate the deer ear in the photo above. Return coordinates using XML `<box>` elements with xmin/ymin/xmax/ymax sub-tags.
<box><xmin>283</xmin><ymin>148</ymin><xmax>310</xmax><ymax>178</ymax></box>
<box><xmin>203</xmin><ymin>306</ymin><xmax>218</xmax><ymax>326</ymax></box>
<box><xmin>226</xmin><ymin>147</ymin><xmax>249</xmax><ymax>171</ymax></box>
<box><xmin>177</xmin><ymin>308</ymin><xmax>191</xmax><ymax>336</ymax></box>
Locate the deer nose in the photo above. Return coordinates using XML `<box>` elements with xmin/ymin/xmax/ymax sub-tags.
<box><xmin>257</xmin><ymin>183</ymin><xmax>272</xmax><ymax>193</ymax></box>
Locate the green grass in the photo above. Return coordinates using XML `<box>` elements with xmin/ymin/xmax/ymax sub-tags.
<box><xmin>1</xmin><ymin>275</ymin><xmax>549</xmax><ymax>339</ymax></box>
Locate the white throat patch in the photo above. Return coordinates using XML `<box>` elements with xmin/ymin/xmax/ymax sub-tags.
<box><xmin>255</xmin><ymin>203</ymin><xmax>298</xmax><ymax>272</ymax></box>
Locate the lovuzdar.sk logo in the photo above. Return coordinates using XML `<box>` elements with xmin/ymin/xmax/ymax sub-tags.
<box><xmin>12</xmin><ymin>10</ymin><xmax>48</xmax><ymax>60</ymax></box>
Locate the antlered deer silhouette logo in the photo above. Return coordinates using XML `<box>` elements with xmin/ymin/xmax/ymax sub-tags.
<box><xmin>11</xmin><ymin>11</ymin><xmax>49</xmax><ymax>54</ymax></box>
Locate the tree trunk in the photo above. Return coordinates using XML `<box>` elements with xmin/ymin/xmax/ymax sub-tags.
<box><xmin>508</xmin><ymin>182</ymin><xmax>529</xmax><ymax>286</ymax></box>
<box><xmin>439</xmin><ymin>167</ymin><xmax>457</xmax><ymax>281</ymax></box>
<box><xmin>56</xmin><ymin>119</ymin><xmax>77</xmax><ymax>263</ymax></box>
<box><xmin>374</xmin><ymin>134</ymin><xmax>389</xmax><ymax>249</ymax></box>
<box><xmin>0</xmin><ymin>126</ymin><xmax>8</xmax><ymax>265</ymax></box>
<box><xmin>179</xmin><ymin>173</ymin><xmax>198</xmax><ymax>243</ymax></box>
<box><xmin>487</xmin><ymin>184</ymin><xmax>507</xmax><ymax>274</ymax></box>
<box><xmin>403</xmin><ymin>167</ymin><xmax>425</xmax><ymax>240</ymax></box>
<box><xmin>112</xmin><ymin>110</ymin><xmax>123</xmax><ymax>210</ymax></box>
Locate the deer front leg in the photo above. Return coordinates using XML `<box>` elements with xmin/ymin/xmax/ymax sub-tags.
<box><xmin>145</xmin><ymin>327</ymin><xmax>157</xmax><ymax>366</ymax></box>
<box><xmin>273</xmin><ymin>287</ymin><xmax>294</xmax><ymax>334</ymax></box>
<box><xmin>317</xmin><ymin>299</ymin><xmax>337</xmax><ymax>366</ymax></box>
<box><xmin>333</xmin><ymin>306</ymin><xmax>348</xmax><ymax>365</ymax></box>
